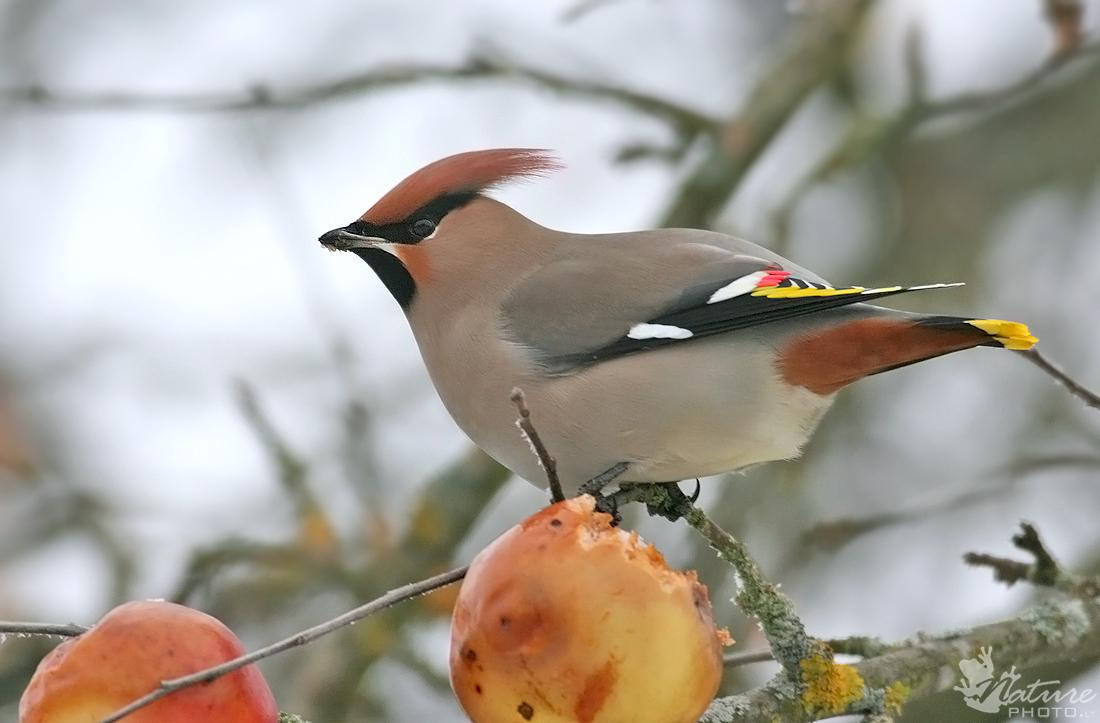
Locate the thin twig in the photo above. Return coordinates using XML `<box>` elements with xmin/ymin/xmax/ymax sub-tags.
<box><xmin>98</xmin><ymin>566</ymin><xmax>467</xmax><ymax>723</ymax></box>
<box><xmin>964</xmin><ymin>521</ymin><xmax>1100</xmax><ymax>598</ymax></box>
<box><xmin>1022</xmin><ymin>348</ymin><xmax>1100</xmax><ymax>411</ymax></box>
<box><xmin>1012</xmin><ymin>521</ymin><xmax>1062</xmax><ymax>585</ymax></box>
<box><xmin>0</xmin><ymin>621</ymin><xmax>89</xmax><ymax>637</ymax></box>
<box><xmin>510</xmin><ymin>388</ymin><xmax>565</xmax><ymax>503</ymax></box>
<box><xmin>723</xmin><ymin>648</ymin><xmax>775</xmax><ymax>667</ymax></box>
<box><xmin>962</xmin><ymin>552</ymin><xmax>1032</xmax><ymax>585</ymax></box>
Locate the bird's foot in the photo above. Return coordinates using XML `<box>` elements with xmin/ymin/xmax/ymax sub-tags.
<box><xmin>592</xmin><ymin>492</ymin><xmax>623</xmax><ymax>525</ymax></box>
<box><xmin>579</xmin><ymin>462</ymin><xmax>630</xmax><ymax>524</ymax></box>
<box><xmin>641</xmin><ymin>480</ymin><xmax>698</xmax><ymax>522</ymax></box>
<box><xmin>580</xmin><ymin>465</ymin><xmax>699</xmax><ymax>525</ymax></box>
<box><xmin>593</xmin><ymin>480</ymin><xmax>700</xmax><ymax>524</ymax></box>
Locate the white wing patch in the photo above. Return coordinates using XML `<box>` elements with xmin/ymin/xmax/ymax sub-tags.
<box><xmin>627</xmin><ymin>323</ymin><xmax>694</xmax><ymax>340</ymax></box>
<box><xmin>707</xmin><ymin>271</ymin><xmax>767</xmax><ymax>304</ymax></box>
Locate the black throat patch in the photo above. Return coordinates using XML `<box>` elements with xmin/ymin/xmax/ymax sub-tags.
<box><xmin>352</xmin><ymin>247</ymin><xmax>416</xmax><ymax>309</ymax></box>
<box><xmin>329</xmin><ymin>191</ymin><xmax>480</xmax><ymax>310</ymax></box>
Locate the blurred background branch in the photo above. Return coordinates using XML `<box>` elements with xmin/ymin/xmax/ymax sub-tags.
<box><xmin>0</xmin><ymin>52</ymin><xmax>718</xmax><ymax>135</ymax></box>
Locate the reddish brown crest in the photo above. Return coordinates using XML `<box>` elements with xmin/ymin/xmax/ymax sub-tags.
<box><xmin>360</xmin><ymin>148</ymin><xmax>562</xmax><ymax>224</ymax></box>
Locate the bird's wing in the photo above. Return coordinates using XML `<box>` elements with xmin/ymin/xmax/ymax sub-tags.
<box><xmin>500</xmin><ymin>234</ymin><xmax>963</xmax><ymax>373</ymax></box>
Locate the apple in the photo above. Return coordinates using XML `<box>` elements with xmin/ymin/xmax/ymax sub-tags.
<box><xmin>20</xmin><ymin>600</ymin><xmax>277</xmax><ymax>723</ymax></box>
<box><xmin>450</xmin><ymin>495</ymin><xmax>729</xmax><ymax>723</ymax></box>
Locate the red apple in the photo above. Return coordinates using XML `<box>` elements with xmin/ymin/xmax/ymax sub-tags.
<box><xmin>20</xmin><ymin>600</ymin><xmax>277</xmax><ymax>723</ymax></box>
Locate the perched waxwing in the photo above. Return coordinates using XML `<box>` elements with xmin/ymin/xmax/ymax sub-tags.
<box><xmin>319</xmin><ymin>149</ymin><xmax>1036</xmax><ymax>495</ymax></box>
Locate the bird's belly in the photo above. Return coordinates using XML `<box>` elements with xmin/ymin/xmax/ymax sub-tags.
<box><xmin>420</xmin><ymin>331</ymin><xmax>835</xmax><ymax>493</ymax></box>
<box><xmin>616</xmin><ymin>384</ymin><xmax>833</xmax><ymax>483</ymax></box>
<box><xmin>548</xmin><ymin>341</ymin><xmax>835</xmax><ymax>486</ymax></box>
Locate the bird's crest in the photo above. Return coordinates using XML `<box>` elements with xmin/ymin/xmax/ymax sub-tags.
<box><xmin>360</xmin><ymin>148</ymin><xmax>562</xmax><ymax>224</ymax></box>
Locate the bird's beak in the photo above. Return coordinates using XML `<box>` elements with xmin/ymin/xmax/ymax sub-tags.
<box><xmin>318</xmin><ymin>227</ymin><xmax>386</xmax><ymax>251</ymax></box>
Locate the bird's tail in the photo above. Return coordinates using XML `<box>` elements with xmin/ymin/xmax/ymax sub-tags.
<box><xmin>778</xmin><ymin>314</ymin><xmax>1037</xmax><ymax>394</ymax></box>
<box><xmin>916</xmin><ymin>316</ymin><xmax>1038</xmax><ymax>351</ymax></box>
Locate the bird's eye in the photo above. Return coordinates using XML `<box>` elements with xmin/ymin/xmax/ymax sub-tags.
<box><xmin>411</xmin><ymin>218</ymin><xmax>436</xmax><ymax>239</ymax></box>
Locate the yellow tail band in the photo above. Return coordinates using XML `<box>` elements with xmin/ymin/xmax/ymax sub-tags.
<box><xmin>966</xmin><ymin>319</ymin><xmax>1038</xmax><ymax>350</ymax></box>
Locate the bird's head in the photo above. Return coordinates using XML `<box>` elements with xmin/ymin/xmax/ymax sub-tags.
<box><xmin>319</xmin><ymin>148</ymin><xmax>561</xmax><ymax>308</ymax></box>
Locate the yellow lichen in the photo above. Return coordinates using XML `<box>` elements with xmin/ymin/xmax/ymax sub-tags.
<box><xmin>800</xmin><ymin>655</ymin><xmax>865</xmax><ymax>715</ymax></box>
<box><xmin>885</xmin><ymin>681</ymin><xmax>911</xmax><ymax>715</ymax></box>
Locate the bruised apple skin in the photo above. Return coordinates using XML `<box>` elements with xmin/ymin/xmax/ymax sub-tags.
<box><xmin>450</xmin><ymin>495</ymin><xmax>728</xmax><ymax>723</ymax></box>
<box><xmin>20</xmin><ymin>600</ymin><xmax>278</xmax><ymax>723</ymax></box>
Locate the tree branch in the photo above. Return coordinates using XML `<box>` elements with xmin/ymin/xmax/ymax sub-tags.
<box><xmin>98</xmin><ymin>566</ymin><xmax>467</xmax><ymax>723</ymax></box>
<box><xmin>683</xmin><ymin>503</ymin><xmax>822</xmax><ymax>676</ymax></box>
<box><xmin>703</xmin><ymin>523</ymin><xmax>1100</xmax><ymax>722</ymax></box>
<box><xmin>0</xmin><ymin>53</ymin><xmax>717</xmax><ymax>133</ymax></box>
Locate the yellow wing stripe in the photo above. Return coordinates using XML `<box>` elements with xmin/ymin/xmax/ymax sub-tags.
<box><xmin>966</xmin><ymin>319</ymin><xmax>1038</xmax><ymax>350</ymax></box>
<box><xmin>750</xmin><ymin>286</ymin><xmax>865</xmax><ymax>299</ymax></box>
<box><xmin>749</xmin><ymin>281</ymin><xmax>963</xmax><ymax>300</ymax></box>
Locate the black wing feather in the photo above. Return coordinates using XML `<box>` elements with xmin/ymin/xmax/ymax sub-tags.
<box><xmin>547</xmin><ymin>276</ymin><xmax>961</xmax><ymax>370</ymax></box>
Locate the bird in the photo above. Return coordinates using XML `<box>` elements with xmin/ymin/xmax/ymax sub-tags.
<box><xmin>319</xmin><ymin>148</ymin><xmax>1036</xmax><ymax>499</ymax></box>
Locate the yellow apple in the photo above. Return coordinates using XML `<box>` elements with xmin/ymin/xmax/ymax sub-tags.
<box><xmin>451</xmin><ymin>495</ymin><xmax>728</xmax><ymax>723</ymax></box>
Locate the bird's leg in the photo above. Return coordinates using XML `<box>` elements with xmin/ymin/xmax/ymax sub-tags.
<box><xmin>577</xmin><ymin>461</ymin><xmax>629</xmax><ymax>496</ymax></box>
<box><xmin>578</xmin><ymin>462</ymin><xmax>631</xmax><ymax>523</ymax></box>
